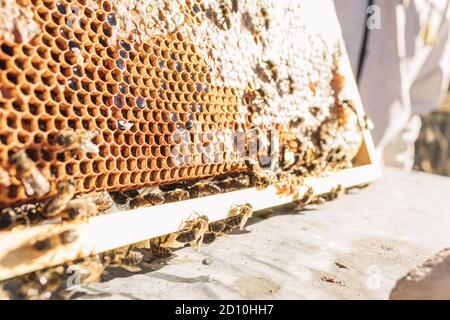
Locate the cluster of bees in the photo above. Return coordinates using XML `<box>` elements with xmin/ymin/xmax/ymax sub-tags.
<box><xmin>214</xmin><ymin>0</ymin><xmax>269</xmax><ymax>32</ymax></box>
<box><xmin>0</xmin><ymin>128</ymin><xmax>113</xmax><ymax>230</ymax></box>
<box><xmin>0</xmin><ymin>202</ymin><xmax>253</xmax><ymax>299</ymax></box>
<box><xmin>242</xmin><ymin>64</ymin><xmax>368</xmax><ymax>197</ymax></box>
<box><xmin>0</xmin><ymin>175</ymin><xmax>349</xmax><ymax>299</ymax></box>
<box><xmin>1</xmin><ymin>254</ymin><xmax>105</xmax><ymax>300</ymax></box>
<box><xmin>1</xmin><ymin>129</ymin><xmax>99</xmax><ymax>198</ymax></box>
<box><xmin>108</xmin><ymin>174</ymin><xmax>251</xmax><ymax>211</ymax></box>
<box><xmin>189</xmin><ymin>1</ymin><xmax>369</xmax><ymax>195</ymax></box>
<box><xmin>148</xmin><ymin>202</ymin><xmax>252</xmax><ymax>255</ymax></box>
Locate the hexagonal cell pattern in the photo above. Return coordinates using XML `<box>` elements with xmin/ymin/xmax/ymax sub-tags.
<box><xmin>0</xmin><ymin>0</ymin><xmax>246</xmax><ymax>206</ymax></box>
<box><xmin>0</xmin><ymin>0</ymin><xmax>363</xmax><ymax>206</ymax></box>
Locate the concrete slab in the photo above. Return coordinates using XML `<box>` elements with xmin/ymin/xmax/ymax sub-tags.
<box><xmin>76</xmin><ymin>167</ymin><xmax>450</xmax><ymax>300</ymax></box>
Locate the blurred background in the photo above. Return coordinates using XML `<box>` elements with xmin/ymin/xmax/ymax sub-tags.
<box><xmin>415</xmin><ymin>99</ymin><xmax>450</xmax><ymax>176</ymax></box>
<box><xmin>334</xmin><ymin>0</ymin><xmax>450</xmax><ymax>177</ymax></box>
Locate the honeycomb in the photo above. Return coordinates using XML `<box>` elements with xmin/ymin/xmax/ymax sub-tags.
<box><xmin>0</xmin><ymin>0</ymin><xmax>363</xmax><ymax>206</ymax></box>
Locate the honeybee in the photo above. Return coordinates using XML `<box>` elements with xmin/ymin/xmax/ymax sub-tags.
<box><xmin>127</xmin><ymin>196</ymin><xmax>146</xmax><ymax>210</ymax></box>
<box><xmin>243</xmin><ymin>85</ymin><xmax>256</xmax><ymax>105</ymax></box>
<box><xmin>275</xmin><ymin>173</ymin><xmax>304</xmax><ymax>197</ymax></box>
<box><xmin>294</xmin><ymin>186</ymin><xmax>314</xmax><ymax>210</ymax></box>
<box><xmin>202</xmin><ymin>231</ymin><xmax>217</xmax><ymax>244</ymax></box>
<box><xmin>362</xmin><ymin>115</ymin><xmax>374</xmax><ymax>130</ymax></box>
<box><xmin>323</xmin><ymin>184</ymin><xmax>345</xmax><ymax>201</ymax></box>
<box><xmin>44</xmin><ymin>179</ymin><xmax>76</xmax><ymax>218</ymax></box>
<box><xmin>260</xmin><ymin>5</ymin><xmax>270</xmax><ymax>30</ymax></box>
<box><xmin>292</xmin><ymin>166</ymin><xmax>308</xmax><ymax>177</ymax></box>
<box><xmin>5</xmin><ymin>256</ymin><xmax>104</xmax><ymax>300</ymax></box>
<box><xmin>202</xmin><ymin>220</ymin><xmax>227</xmax><ymax>244</ymax></box>
<box><xmin>217</xmin><ymin>174</ymin><xmax>251</xmax><ymax>192</ymax></box>
<box><xmin>164</xmin><ymin>188</ymin><xmax>190</xmax><ymax>202</ymax></box>
<box><xmin>60</xmin><ymin>190</ymin><xmax>112</xmax><ymax>218</ymax></box>
<box><xmin>188</xmin><ymin>178</ymin><xmax>221</xmax><ymax>198</ymax></box>
<box><xmin>89</xmin><ymin>190</ymin><xmax>114</xmax><ymax>212</ymax></box>
<box><xmin>287</xmin><ymin>75</ymin><xmax>296</xmax><ymax>94</ymax></box>
<box><xmin>265</xmin><ymin>60</ymin><xmax>278</xmax><ymax>82</ymax></box>
<box><xmin>148</xmin><ymin>230</ymin><xmax>186</xmax><ymax>259</ymax></box>
<box><xmin>251</xmin><ymin>169</ymin><xmax>277</xmax><ymax>190</ymax></box>
<box><xmin>209</xmin><ymin>220</ymin><xmax>227</xmax><ymax>233</ymax></box>
<box><xmin>142</xmin><ymin>191</ymin><xmax>166</xmax><ymax>204</ymax></box>
<box><xmin>333</xmin><ymin>99</ymin><xmax>355</xmax><ymax>126</ymax></box>
<box><xmin>63</xmin><ymin>198</ymin><xmax>98</xmax><ymax>220</ymax></box>
<box><xmin>33</xmin><ymin>229</ymin><xmax>79</xmax><ymax>252</ymax></box>
<box><xmin>240</xmin><ymin>11</ymin><xmax>262</xmax><ymax>44</ymax></box>
<box><xmin>102</xmin><ymin>245</ymin><xmax>143</xmax><ymax>272</ymax></box>
<box><xmin>0</xmin><ymin>203</ymin><xmax>44</xmax><ymax>230</ymax></box>
<box><xmin>110</xmin><ymin>191</ymin><xmax>129</xmax><ymax>206</ymax></box>
<box><xmin>148</xmin><ymin>237</ymin><xmax>174</xmax><ymax>258</ymax></box>
<box><xmin>10</xmin><ymin>150</ymin><xmax>50</xmax><ymax>197</ymax></box>
<box><xmin>121</xmin><ymin>250</ymin><xmax>144</xmax><ymax>267</ymax></box>
<box><xmin>231</xmin><ymin>0</ymin><xmax>238</xmax><ymax>12</ymax></box>
<box><xmin>128</xmin><ymin>191</ymin><xmax>165</xmax><ymax>210</ymax></box>
<box><xmin>175</xmin><ymin>214</ymin><xmax>209</xmax><ymax>250</ymax></box>
<box><xmin>0</xmin><ymin>167</ymin><xmax>11</xmax><ymax>187</ymax></box>
<box><xmin>123</xmin><ymin>189</ymin><xmax>140</xmax><ymax>199</ymax></box>
<box><xmin>224</xmin><ymin>214</ymin><xmax>244</xmax><ymax>231</ymax></box>
<box><xmin>57</xmin><ymin>129</ymin><xmax>99</xmax><ymax>154</ymax></box>
<box><xmin>219</xmin><ymin>0</ymin><xmax>232</xmax><ymax>30</ymax></box>
<box><xmin>0</xmin><ymin>208</ymin><xmax>15</xmax><ymax>230</ymax></box>
<box><xmin>101</xmin><ymin>246</ymin><xmax>124</xmax><ymax>266</ymax></box>
<box><xmin>237</xmin><ymin>203</ymin><xmax>252</xmax><ymax>230</ymax></box>
<box><xmin>254</xmin><ymin>63</ymin><xmax>271</xmax><ymax>83</ymax></box>
<box><xmin>226</xmin><ymin>203</ymin><xmax>253</xmax><ymax>230</ymax></box>
<box><xmin>311</xmin><ymin>196</ymin><xmax>326</xmax><ymax>205</ymax></box>
<box><xmin>255</xmin><ymin>87</ymin><xmax>270</xmax><ymax>104</ymax></box>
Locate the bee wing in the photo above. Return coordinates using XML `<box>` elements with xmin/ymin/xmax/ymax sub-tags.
<box><xmin>87</xmin><ymin>130</ymin><xmax>99</xmax><ymax>139</ymax></box>
<box><xmin>79</xmin><ymin>140</ymin><xmax>99</xmax><ymax>154</ymax></box>
<box><xmin>176</xmin><ymin>230</ymin><xmax>197</xmax><ymax>243</ymax></box>
<box><xmin>162</xmin><ymin>233</ymin><xmax>184</xmax><ymax>248</ymax></box>
<box><xmin>141</xmin><ymin>186</ymin><xmax>159</xmax><ymax>194</ymax></box>
<box><xmin>191</xmin><ymin>239</ymin><xmax>201</xmax><ymax>251</ymax></box>
<box><xmin>179</xmin><ymin>212</ymin><xmax>200</xmax><ymax>229</ymax></box>
<box><xmin>0</xmin><ymin>169</ymin><xmax>11</xmax><ymax>187</ymax></box>
<box><xmin>23</xmin><ymin>170</ymin><xmax>50</xmax><ymax>197</ymax></box>
<box><xmin>133</xmin><ymin>240</ymin><xmax>151</xmax><ymax>249</ymax></box>
<box><xmin>227</xmin><ymin>203</ymin><xmax>240</xmax><ymax>217</ymax></box>
<box><xmin>191</xmin><ymin>177</ymin><xmax>214</xmax><ymax>188</ymax></box>
<box><xmin>239</xmin><ymin>215</ymin><xmax>250</xmax><ymax>231</ymax></box>
<box><xmin>21</xmin><ymin>178</ymin><xmax>36</xmax><ymax>196</ymax></box>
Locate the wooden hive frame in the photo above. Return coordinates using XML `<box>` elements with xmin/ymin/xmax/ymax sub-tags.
<box><xmin>0</xmin><ymin>1</ymin><xmax>381</xmax><ymax>282</ymax></box>
<box><xmin>0</xmin><ymin>52</ymin><xmax>381</xmax><ymax>282</ymax></box>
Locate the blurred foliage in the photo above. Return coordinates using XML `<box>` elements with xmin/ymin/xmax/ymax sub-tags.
<box><xmin>414</xmin><ymin>111</ymin><xmax>450</xmax><ymax>176</ymax></box>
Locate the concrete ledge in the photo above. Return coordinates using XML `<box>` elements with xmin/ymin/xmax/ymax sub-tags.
<box><xmin>74</xmin><ymin>168</ymin><xmax>450</xmax><ymax>299</ymax></box>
